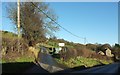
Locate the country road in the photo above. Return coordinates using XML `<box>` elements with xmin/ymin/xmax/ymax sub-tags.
<box><xmin>37</xmin><ymin>51</ymin><xmax>67</xmax><ymax>73</ymax></box>
<box><xmin>72</xmin><ymin>61</ymin><xmax>120</xmax><ymax>73</ymax></box>
<box><xmin>38</xmin><ymin>52</ymin><xmax>61</xmax><ymax>67</ymax></box>
<box><xmin>25</xmin><ymin>46</ymin><xmax>68</xmax><ymax>73</ymax></box>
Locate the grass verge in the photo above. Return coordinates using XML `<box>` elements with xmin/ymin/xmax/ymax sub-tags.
<box><xmin>55</xmin><ymin>56</ymin><xmax>113</xmax><ymax>68</ymax></box>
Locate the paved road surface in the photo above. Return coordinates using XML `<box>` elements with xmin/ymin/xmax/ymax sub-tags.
<box><xmin>37</xmin><ymin>47</ymin><xmax>68</xmax><ymax>73</ymax></box>
<box><xmin>72</xmin><ymin>61</ymin><xmax>120</xmax><ymax>73</ymax></box>
<box><xmin>25</xmin><ymin>47</ymin><xmax>68</xmax><ymax>73</ymax></box>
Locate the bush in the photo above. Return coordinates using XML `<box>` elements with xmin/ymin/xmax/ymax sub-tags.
<box><xmin>98</xmin><ymin>44</ymin><xmax>112</xmax><ymax>53</ymax></box>
<box><xmin>2</xmin><ymin>36</ymin><xmax>28</xmax><ymax>55</ymax></box>
<box><xmin>59</xmin><ymin>46</ymin><xmax>112</xmax><ymax>61</ymax></box>
<box><xmin>91</xmin><ymin>52</ymin><xmax>111</xmax><ymax>60</ymax></box>
<box><xmin>112</xmin><ymin>44</ymin><xmax>120</xmax><ymax>61</ymax></box>
<box><xmin>59</xmin><ymin>47</ymin><xmax>78</xmax><ymax>60</ymax></box>
<box><xmin>86</xmin><ymin>44</ymin><xmax>98</xmax><ymax>51</ymax></box>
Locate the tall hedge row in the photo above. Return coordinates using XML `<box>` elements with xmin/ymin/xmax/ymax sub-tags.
<box><xmin>2</xmin><ymin>37</ymin><xmax>28</xmax><ymax>55</ymax></box>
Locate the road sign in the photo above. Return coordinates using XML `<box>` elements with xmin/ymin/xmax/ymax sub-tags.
<box><xmin>58</xmin><ymin>43</ymin><xmax>65</xmax><ymax>47</ymax></box>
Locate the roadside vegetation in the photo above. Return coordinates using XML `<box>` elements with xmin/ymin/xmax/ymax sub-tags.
<box><xmin>1</xmin><ymin>2</ymin><xmax>59</xmax><ymax>73</ymax></box>
<box><xmin>1</xmin><ymin>30</ymin><xmax>120</xmax><ymax>66</ymax></box>
<box><xmin>1</xmin><ymin>2</ymin><xmax>120</xmax><ymax>73</ymax></box>
<box><xmin>55</xmin><ymin>56</ymin><xmax>113</xmax><ymax>68</ymax></box>
<box><xmin>1</xmin><ymin>2</ymin><xmax>59</xmax><ymax>63</ymax></box>
<box><xmin>1</xmin><ymin>51</ymin><xmax>35</xmax><ymax>63</ymax></box>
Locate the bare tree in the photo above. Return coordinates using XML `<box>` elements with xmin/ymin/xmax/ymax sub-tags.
<box><xmin>7</xmin><ymin>2</ymin><xmax>59</xmax><ymax>46</ymax></box>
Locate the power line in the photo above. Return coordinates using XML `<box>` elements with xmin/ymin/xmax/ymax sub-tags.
<box><xmin>31</xmin><ymin>2</ymin><xmax>87</xmax><ymax>44</ymax></box>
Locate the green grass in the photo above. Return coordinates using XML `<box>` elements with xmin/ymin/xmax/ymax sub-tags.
<box><xmin>15</xmin><ymin>56</ymin><xmax>35</xmax><ymax>62</ymax></box>
<box><xmin>0</xmin><ymin>59</ymin><xmax>6</xmax><ymax>63</ymax></box>
<box><xmin>99</xmin><ymin>59</ymin><xmax>113</xmax><ymax>64</ymax></box>
<box><xmin>1</xmin><ymin>31</ymin><xmax>17</xmax><ymax>39</ymax></box>
<box><xmin>1</xmin><ymin>55</ymin><xmax>35</xmax><ymax>73</ymax></box>
<box><xmin>0</xmin><ymin>55</ymin><xmax>35</xmax><ymax>73</ymax></box>
<box><xmin>55</xmin><ymin>56</ymin><xmax>113</xmax><ymax>68</ymax></box>
<box><xmin>1</xmin><ymin>55</ymin><xmax>35</xmax><ymax>63</ymax></box>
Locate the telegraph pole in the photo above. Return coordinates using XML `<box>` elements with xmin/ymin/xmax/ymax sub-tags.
<box><xmin>84</xmin><ymin>37</ymin><xmax>86</xmax><ymax>45</ymax></box>
<box><xmin>17</xmin><ymin>0</ymin><xmax>20</xmax><ymax>52</ymax></box>
<box><xmin>17</xmin><ymin>0</ymin><xmax>20</xmax><ymax>37</ymax></box>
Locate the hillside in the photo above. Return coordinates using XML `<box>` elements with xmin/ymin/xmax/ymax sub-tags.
<box><xmin>1</xmin><ymin>30</ymin><xmax>120</xmax><ymax>73</ymax></box>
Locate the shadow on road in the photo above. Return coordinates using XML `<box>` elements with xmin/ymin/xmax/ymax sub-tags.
<box><xmin>2</xmin><ymin>62</ymin><xmax>48</xmax><ymax>73</ymax></box>
<box><xmin>1</xmin><ymin>61</ymin><xmax>119</xmax><ymax>74</ymax></box>
<box><xmin>55</xmin><ymin>64</ymin><xmax>105</xmax><ymax>73</ymax></box>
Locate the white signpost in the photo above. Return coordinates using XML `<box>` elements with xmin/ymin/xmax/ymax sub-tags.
<box><xmin>58</xmin><ymin>43</ymin><xmax>65</xmax><ymax>47</ymax></box>
<box><xmin>58</xmin><ymin>43</ymin><xmax>65</xmax><ymax>51</ymax></box>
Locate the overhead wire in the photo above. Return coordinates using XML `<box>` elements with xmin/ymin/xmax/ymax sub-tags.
<box><xmin>31</xmin><ymin>2</ymin><xmax>87</xmax><ymax>44</ymax></box>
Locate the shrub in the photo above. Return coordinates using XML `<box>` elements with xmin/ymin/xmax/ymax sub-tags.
<box><xmin>112</xmin><ymin>44</ymin><xmax>120</xmax><ymax>61</ymax></box>
<box><xmin>86</xmin><ymin>44</ymin><xmax>98</xmax><ymax>51</ymax></box>
<box><xmin>99</xmin><ymin>44</ymin><xmax>112</xmax><ymax>53</ymax></box>
<box><xmin>59</xmin><ymin>47</ymin><xmax>78</xmax><ymax>60</ymax></box>
<box><xmin>2</xmin><ymin>37</ymin><xmax>28</xmax><ymax>55</ymax></box>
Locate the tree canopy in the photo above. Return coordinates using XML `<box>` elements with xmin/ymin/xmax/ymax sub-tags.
<box><xmin>7</xmin><ymin>2</ymin><xmax>59</xmax><ymax>46</ymax></box>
